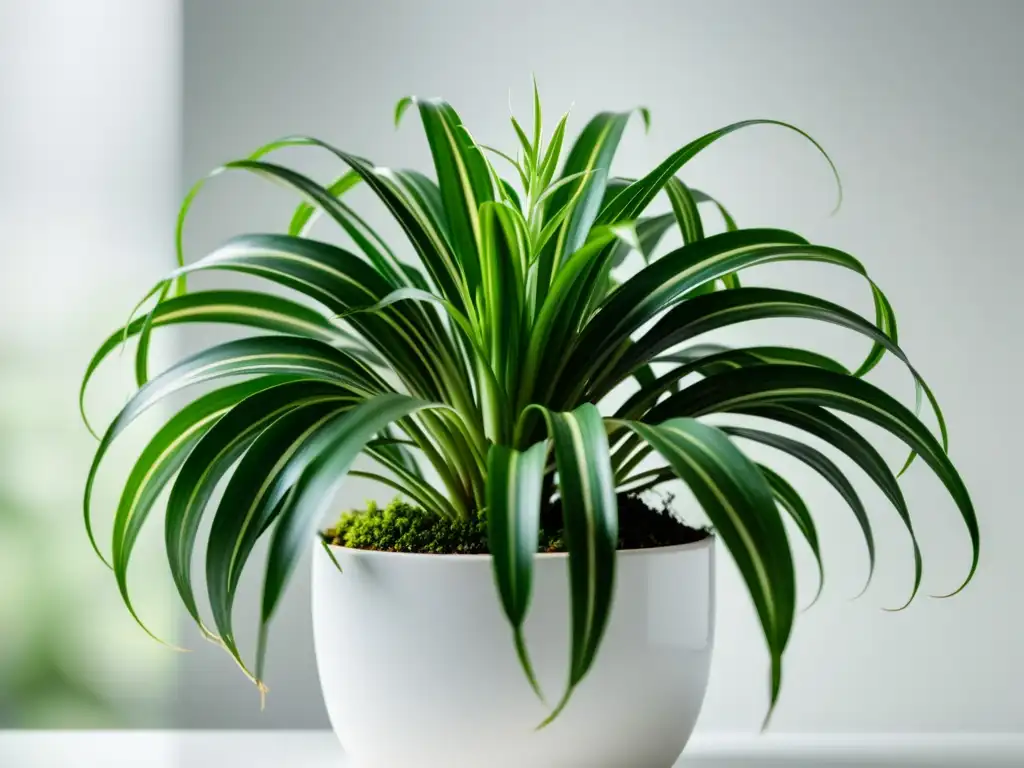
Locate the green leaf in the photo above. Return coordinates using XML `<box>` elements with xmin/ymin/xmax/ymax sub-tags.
<box><xmin>730</xmin><ymin>404</ymin><xmax>915</xmax><ymax>605</ymax></box>
<box><xmin>166</xmin><ymin>380</ymin><xmax>356</xmax><ymax>640</ymax></box>
<box><xmin>692</xmin><ymin>187</ymin><xmax>739</xmax><ymax>233</ymax></box>
<box><xmin>482</xmin><ymin>143</ymin><xmax>527</xmax><ymax>175</ymax></box>
<box><xmin>137</xmin><ymin>335</ymin><xmax>378</xmax><ymax>414</ymax></box>
<box><xmin>571</xmin><ymin>229</ymin><xmax>897</xmax><ymax>394</ymax></box>
<box><xmin>665</xmin><ymin>177</ymin><xmax>704</xmax><ymax>244</ymax></box>
<box><xmin>132</xmin><ymin>280</ymin><xmax>170</xmax><ymax>387</ymax></box>
<box><xmin>226</xmin><ymin>159</ymin><xmax>409</xmax><ymax>287</ymax></box>
<box><xmin>500</xmin><ymin>178</ymin><xmax>524</xmax><ymax>212</ymax></box>
<box><xmin>652</xmin><ymin>365</ymin><xmax>977</xmax><ymax>597</ymax></box>
<box><xmin>517</xmin><ymin>228</ymin><xmax>621</xmax><ymax>412</ymax></box>
<box><xmin>531</xmin><ymin>76</ymin><xmax>543</xmax><ymax>156</ymax></box>
<box><xmin>337</xmin><ymin>285</ymin><xmax>472</xmax><ymax>333</ymax></box>
<box><xmin>287</xmin><ymin>171</ymin><xmax>362</xmax><ymax>237</ymax></box>
<box><xmin>534</xmin><ymin>110</ymin><xmax>640</xmax><ymax>301</ymax></box>
<box><xmin>256</xmin><ymin>395</ymin><xmax>445</xmax><ymax>680</ymax></box>
<box><xmin>172</xmin><ymin>136</ymin><xmax>315</xmax><ymax>295</ymax></box>
<box><xmin>638</xmin><ymin>106</ymin><xmax>652</xmax><ymax>133</ymax></box>
<box><xmin>415</xmin><ymin>99</ymin><xmax>494</xmax><ymax>297</ymax></box>
<box><xmin>615</xmin><ymin>342</ymin><xmax>850</xmax><ymax>422</ymax></box>
<box><xmin>532</xmin><ymin>170</ymin><xmax>597</xmax><ymax>211</ymax></box>
<box><xmin>249</xmin><ymin>136</ymin><xmax>469</xmax><ymax>313</ymax></box>
<box><xmin>171</xmin><ymin>232</ymin><xmax>462</xmax><ymax>401</ymax></box>
<box><xmin>510</xmin><ymin>115</ymin><xmax>536</xmax><ymax>171</ymax></box>
<box><xmin>109</xmin><ymin>383</ymin><xmax>287</xmax><ymax>644</ymax></box>
<box><xmin>657</xmin><ymin>344</ymin><xmax>848</xmax><ymax>373</ymax></box>
<box><xmin>205</xmin><ymin>399</ymin><xmax>356</xmax><ymax>677</ymax></box>
<box><xmin>526</xmin><ymin>404</ymin><xmax>618</xmax><ymax>727</ymax></box>
<box><xmin>665</xmin><ymin>179</ymin><xmax>750</xmax><ymax>291</ymax></box>
<box><xmin>627</xmin><ymin>417</ymin><xmax>794</xmax><ymax>725</ymax></box>
<box><xmin>332</xmin><ymin>281</ymin><xmax>499</xmax><ymax>443</ymax></box>
<box><xmin>599</xmin><ymin>119</ymin><xmax>841</xmax><ymax>226</ymax></box>
<box><xmin>584</xmin><ymin>276</ymin><xmax>915</xmax><ymax>427</ymax></box>
<box><xmin>80</xmin><ymin>289</ymin><xmax>366</xmax><ymax>436</ymax></box>
<box><xmin>486</xmin><ymin>440</ymin><xmax>549</xmax><ymax>702</ymax></box>
<box><xmin>479</xmin><ymin>203</ymin><xmax>527</xmax><ymax>438</ymax></box>
<box><xmin>82</xmin><ymin>332</ymin><xmax>362</xmax><ymax>566</ymax></box>
<box><xmin>608</xmin><ymin>213</ymin><xmax>675</xmax><ymax>268</ymax></box>
<box><xmin>726</xmin><ymin>427</ymin><xmax>874</xmax><ymax>602</ymax></box>
<box><xmin>537</xmin><ymin>111</ymin><xmax>569</xmax><ymax>190</ymax></box>
<box><xmin>753</xmin><ymin>462</ymin><xmax>823</xmax><ymax>607</ymax></box>
<box><xmin>393</xmin><ymin>95</ymin><xmax>414</xmax><ymax>127</ymax></box>
<box><xmin>362</xmin><ymin>447</ymin><xmax>457</xmax><ymax>519</ymax></box>
<box><xmin>389</xmin><ymin>168</ymin><xmax>454</xmax><ymax>246</ymax></box>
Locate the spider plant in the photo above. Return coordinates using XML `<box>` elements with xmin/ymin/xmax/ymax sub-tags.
<box><xmin>80</xmin><ymin>83</ymin><xmax>977</xmax><ymax>726</ymax></box>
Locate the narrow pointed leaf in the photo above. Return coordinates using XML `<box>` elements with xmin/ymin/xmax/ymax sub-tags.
<box><xmin>287</xmin><ymin>171</ymin><xmax>362</xmax><ymax>236</ymax></box>
<box><xmin>166</xmin><ymin>381</ymin><xmax>356</xmax><ymax>638</ymax></box>
<box><xmin>109</xmin><ymin>385</ymin><xmax>281</xmax><ymax>643</ymax></box>
<box><xmin>80</xmin><ymin>289</ymin><xmax>366</xmax><ymax>434</ymax></box>
<box><xmin>586</xmin><ymin>285</ymin><xmax>934</xmax><ymax>446</ymax></box>
<box><xmin>527</xmin><ymin>404</ymin><xmax>617</xmax><ymax>726</ymax></box>
<box><xmin>754</xmin><ymin>463</ymin><xmax>824</xmax><ymax>607</ymax></box>
<box><xmin>535</xmin><ymin>110</ymin><xmax>640</xmax><ymax>300</ymax></box>
<box><xmin>486</xmin><ymin>441</ymin><xmax>549</xmax><ymax>701</ymax></box>
<box><xmin>256</xmin><ymin>395</ymin><xmax>444</xmax><ymax>680</ymax></box>
<box><xmin>537</xmin><ymin>111</ymin><xmax>569</xmax><ymax>190</ymax></box>
<box><xmin>205</xmin><ymin>399</ymin><xmax>355</xmax><ymax>674</ymax></box>
<box><xmin>731</xmin><ymin>403</ymin><xmax>917</xmax><ymax>603</ymax></box>
<box><xmin>84</xmin><ymin>335</ymin><xmax>379</xmax><ymax>573</ymax></box>
<box><xmin>226</xmin><ymin>159</ymin><xmax>409</xmax><ymax>286</ymax></box>
<box><xmin>572</xmin><ymin>230</ymin><xmax>896</xmax><ymax>393</ymax></box>
<box><xmin>652</xmin><ymin>365</ymin><xmax>976</xmax><ymax>596</ymax></box>
<box><xmin>726</xmin><ymin>426</ymin><xmax>876</xmax><ymax>601</ymax></box>
<box><xmin>665</xmin><ymin>177</ymin><xmax>704</xmax><ymax>243</ymax></box>
<box><xmin>617</xmin><ymin>343</ymin><xmax>851</xmax><ymax>421</ymax></box>
<box><xmin>598</xmin><ymin>119</ymin><xmax>841</xmax><ymax>226</ymax></box>
<box><xmin>415</xmin><ymin>99</ymin><xmax>494</xmax><ymax>296</ymax></box>
<box><xmin>627</xmin><ymin>417</ymin><xmax>795</xmax><ymax>723</ymax></box>
<box><xmin>608</xmin><ymin>213</ymin><xmax>675</xmax><ymax>268</ymax></box>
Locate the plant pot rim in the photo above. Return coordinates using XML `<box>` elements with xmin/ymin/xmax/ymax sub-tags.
<box><xmin>322</xmin><ymin>534</ymin><xmax>713</xmax><ymax>561</ymax></box>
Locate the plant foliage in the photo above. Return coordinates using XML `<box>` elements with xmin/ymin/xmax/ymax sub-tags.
<box><xmin>81</xmin><ymin>81</ymin><xmax>977</xmax><ymax>725</ymax></box>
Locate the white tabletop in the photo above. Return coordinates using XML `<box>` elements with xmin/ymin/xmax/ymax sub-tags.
<box><xmin>2</xmin><ymin>731</ymin><xmax>1022</xmax><ymax>767</ymax></box>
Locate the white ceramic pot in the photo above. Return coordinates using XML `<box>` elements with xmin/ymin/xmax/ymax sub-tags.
<box><xmin>312</xmin><ymin>537</ymin><xmax>715</xmax><ymax>768</ymax></box>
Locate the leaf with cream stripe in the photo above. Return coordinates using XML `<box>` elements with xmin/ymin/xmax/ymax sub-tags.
<box><xmin>568</xmin><ymin>231</ymin><xmax>899</xmax><ymax>401</ymax></box>
<box><xmin>729</xmin><ymin>403</ymin><xmax>918</xmax><ymax>607</ymax></box>
<box><xmin>626</xmin><ymin>417</ymin><xmax>795</xmax><ymax>724</ymax></box>
<box><xmin>79</xmin><ymin>290</ymin><xmax>371</xmax><ymax>435</ymax></box>
<box><xmin>81</xmin><ymin>334</ymin><xmax>380</xmax><ymax>565</ymax></box>
<box><xmin>525</xmin><ymin>403</ymin><xmax>618</xmax><ymax>727</ymax></box>
<box><xmin>533</xmin><ymin>110</ymin><xmax>642</xmax><ymax>303</ymax></box>
<box><xmin>754</xmin><ymin>463</ymin><xmax>825</xmax><ymax>608</ymax></box>
<box><xmin>413</xmin><ymin>98</ymin><xmax>493</xmax><ymax>297</ymax></box>
<box><xmin>165</xmin><ymin>381</ymin><xmax>360</xmax><ymax>642</ymax></box>
<box><xmin>651</xmin><ymin>365</ymin><xmax>976</xmax><ymax>597</ymax></box>
<box><xmin>587</xmin><ymin>285</ymin><xmax>942</xmax><ymax>455</ymax></box>
<box><xmin>205</xmin><ymin>400</ymin><xmax>355</xmax><ymax>676</ymax></box>
<box><xmin>105</xmin><ymin>380</ymin><xmax>293</xmax><ymax>640</ymax></box>
<box><xmin>255</xmin><ymin>395</ymin><xmax>447</xmax><ymax>681</ymax></box>
<box><xmin>598</xmin><ymin>119</ymin><xmax>840</xmax><ymax>226</ymax></box>
<box><xmin>725</xmin><ymin>426</ymin><xmax>878</xmax><ymax>601</ymax></box>
<box><xmin>486</xmin><ymin>440</ymin><xmax>549</xmax><ymax>702</ymax></box>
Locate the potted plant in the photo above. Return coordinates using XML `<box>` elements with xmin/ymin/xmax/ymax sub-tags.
<box><xmin>80</xmin><ymin>85</ymin><xmax>978</xmax><ymax>767</ymax></box>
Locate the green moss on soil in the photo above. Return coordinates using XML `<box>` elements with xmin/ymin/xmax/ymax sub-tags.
<box><xmin>322</xmin><ymin>493</ymin><xmax>709</xmax><ymax>554</ymax></box>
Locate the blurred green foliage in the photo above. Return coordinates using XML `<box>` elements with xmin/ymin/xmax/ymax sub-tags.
<box><xmin>0</xmin><ymin>340</ymin><xmax>172</xmax><ymax>728</ymax></box>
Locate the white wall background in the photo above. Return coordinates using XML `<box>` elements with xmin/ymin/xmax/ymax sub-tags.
<box><xmin>171</xmin><ymin>0</ymin><xmax>1024</xmax><ymax>735</ymax></box>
